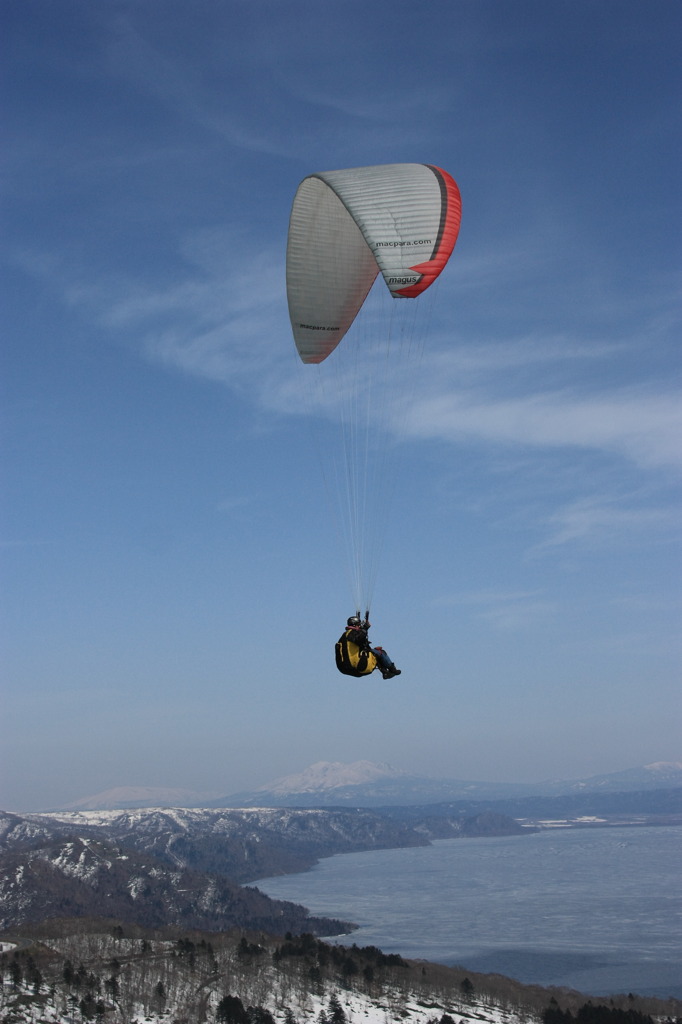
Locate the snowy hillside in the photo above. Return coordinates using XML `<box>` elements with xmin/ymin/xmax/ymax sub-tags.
<box><xmin>0</xmin><ymin>806</ymin><xmax>435</xmax><ymax>933</ymax></box>
<box><xmin>2</xmin><ymin>925</ymin><xmax>677</xmax><ymax>1024</ymax></box>
<box><xmin>0</xmin><ymin>805</ymin><xmax>425</xmax><ymax>880</ymax></box>
<box><xmin>0</xmin><ymin>832</ymin><xmax>349</xmax><ymax>935</ymax></box>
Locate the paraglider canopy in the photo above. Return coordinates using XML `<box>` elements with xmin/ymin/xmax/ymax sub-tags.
<box><xmin>287</xmin><ymin>163</ymin><xmax>461</xmax><ymax>364</ymax></box>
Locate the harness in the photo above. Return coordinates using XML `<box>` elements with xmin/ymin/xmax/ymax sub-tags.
<box><xmin>335</xmin><ymin>629</ymin><xmax>378</xmax><ymax>677</ymax></box>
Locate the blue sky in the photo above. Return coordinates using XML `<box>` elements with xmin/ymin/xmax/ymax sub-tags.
<box><xmin>2</xmin><ymin>0</ymin><xmax>680</xmax><ymax>811</ymax></box>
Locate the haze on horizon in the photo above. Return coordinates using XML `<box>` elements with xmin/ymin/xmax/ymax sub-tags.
<box><xmin>2</xmin><ymin>1</ymin><xmax>681</xmax><ymax>813</ymax></box>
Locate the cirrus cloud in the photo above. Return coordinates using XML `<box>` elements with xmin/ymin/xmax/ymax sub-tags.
<box><xmin>405</xmin><ymin>385</ymin><xmax>682</xmax><ymax>472</ymax></box>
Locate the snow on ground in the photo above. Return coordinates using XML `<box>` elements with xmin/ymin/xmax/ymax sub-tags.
<box><xmin>0</xmin><ymin>986</ymin><xmax>525</xmax><ymax>1024</ymax></box>
<box><xmin>301</xmin><ymin>987</ymin><xmax>520</xmax><ymax>1024</ymax></box>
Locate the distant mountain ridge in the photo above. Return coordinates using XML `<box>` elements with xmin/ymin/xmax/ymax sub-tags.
<box><xmin>60</xmin><ymin>785</ymin><xmax>220</xmax><ymax>811</ymax></box>
<box><xmin>216</xmin><ymin>759</ymin><xmax>682</xmax><ymax>809</ymax></box>
<box><xmin>47</xmin><ymin>760</ymin><xmax>682</xmax><ymax>812</ymax></box>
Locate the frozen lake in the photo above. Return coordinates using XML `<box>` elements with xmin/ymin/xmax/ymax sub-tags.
<box><xmin>255</xmin><ymin>825</ymin><xmax>682</xmax><ymax>999</ymax></box>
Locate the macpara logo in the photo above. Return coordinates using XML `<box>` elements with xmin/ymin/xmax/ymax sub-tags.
<box><xmin>299</xmin><ymin>324</ymin><xmax>340</xmax><ymax>331</ymax></box>
<box><xmin>374</xmin><ymin>239</ymin><xmax>432</xmax><ymax>248</ymax></box>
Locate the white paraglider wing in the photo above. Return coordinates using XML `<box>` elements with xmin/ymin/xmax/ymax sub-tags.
<box><xmin>287</xmin><ymin>163</ymin><xmax>461</xmax><ymax>364</ymax></box>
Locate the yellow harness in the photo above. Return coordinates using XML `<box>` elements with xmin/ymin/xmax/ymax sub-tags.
<box><xmin>335</xmin><ymin>631</ymin><xmax>378</xmax><ymax>677</ymax></box>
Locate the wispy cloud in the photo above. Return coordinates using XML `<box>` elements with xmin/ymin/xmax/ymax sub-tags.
<box><xmin>15</xmin><ymin>231</ymin><xmax>682</xmax><ymax>485</ymax></box>
<box><xmin>538</xmin><ymin>495</ymin><xmax>679</xmax><ymax>549</ymax></box>
<box><xmin>405</xmin><ymin>385</ymin><xmax>682</xmax><ymax>471</ymax></box>
<box><xmin>105</xmin><ymin>16</ymin><xmax>297</xmax><ymax>158</ymax></box>
<box><xmin>424</xmin><ymin>333</ymin><xmax>632</xmax><ymax>379</ymax></box>
<box><xmin>433</xmin><ymin>588</ymin><xmax>556</xmax><ymax>631</ymax></box>
<box><xmin>13</xmin><ymin>228</ymin><xmax>288</xmax><ymax>389</ymax></box>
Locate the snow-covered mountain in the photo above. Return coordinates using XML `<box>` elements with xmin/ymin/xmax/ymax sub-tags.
<box><xmin>253</xmin><ymin>760</ymin><xmax>407</xmax><ymax>794</ymax></box>
<box><xmin>52</xmin><ymin>764</ymin><xmax>409</xmax><ymax>812</ymax></box>
<box><xmin>43</xmin><ymin>760</ymin><xmax>682</xmax><ymax>812</ymax></box>
<box><xmin>217</xmin><ymin>761</ymin><xmax>539</xmax><ymax>808</ymax></box>
<box><xmin>215</xmin><ymin>759</ymin><xmax>682</xmax><ymax>808</ymax></box>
